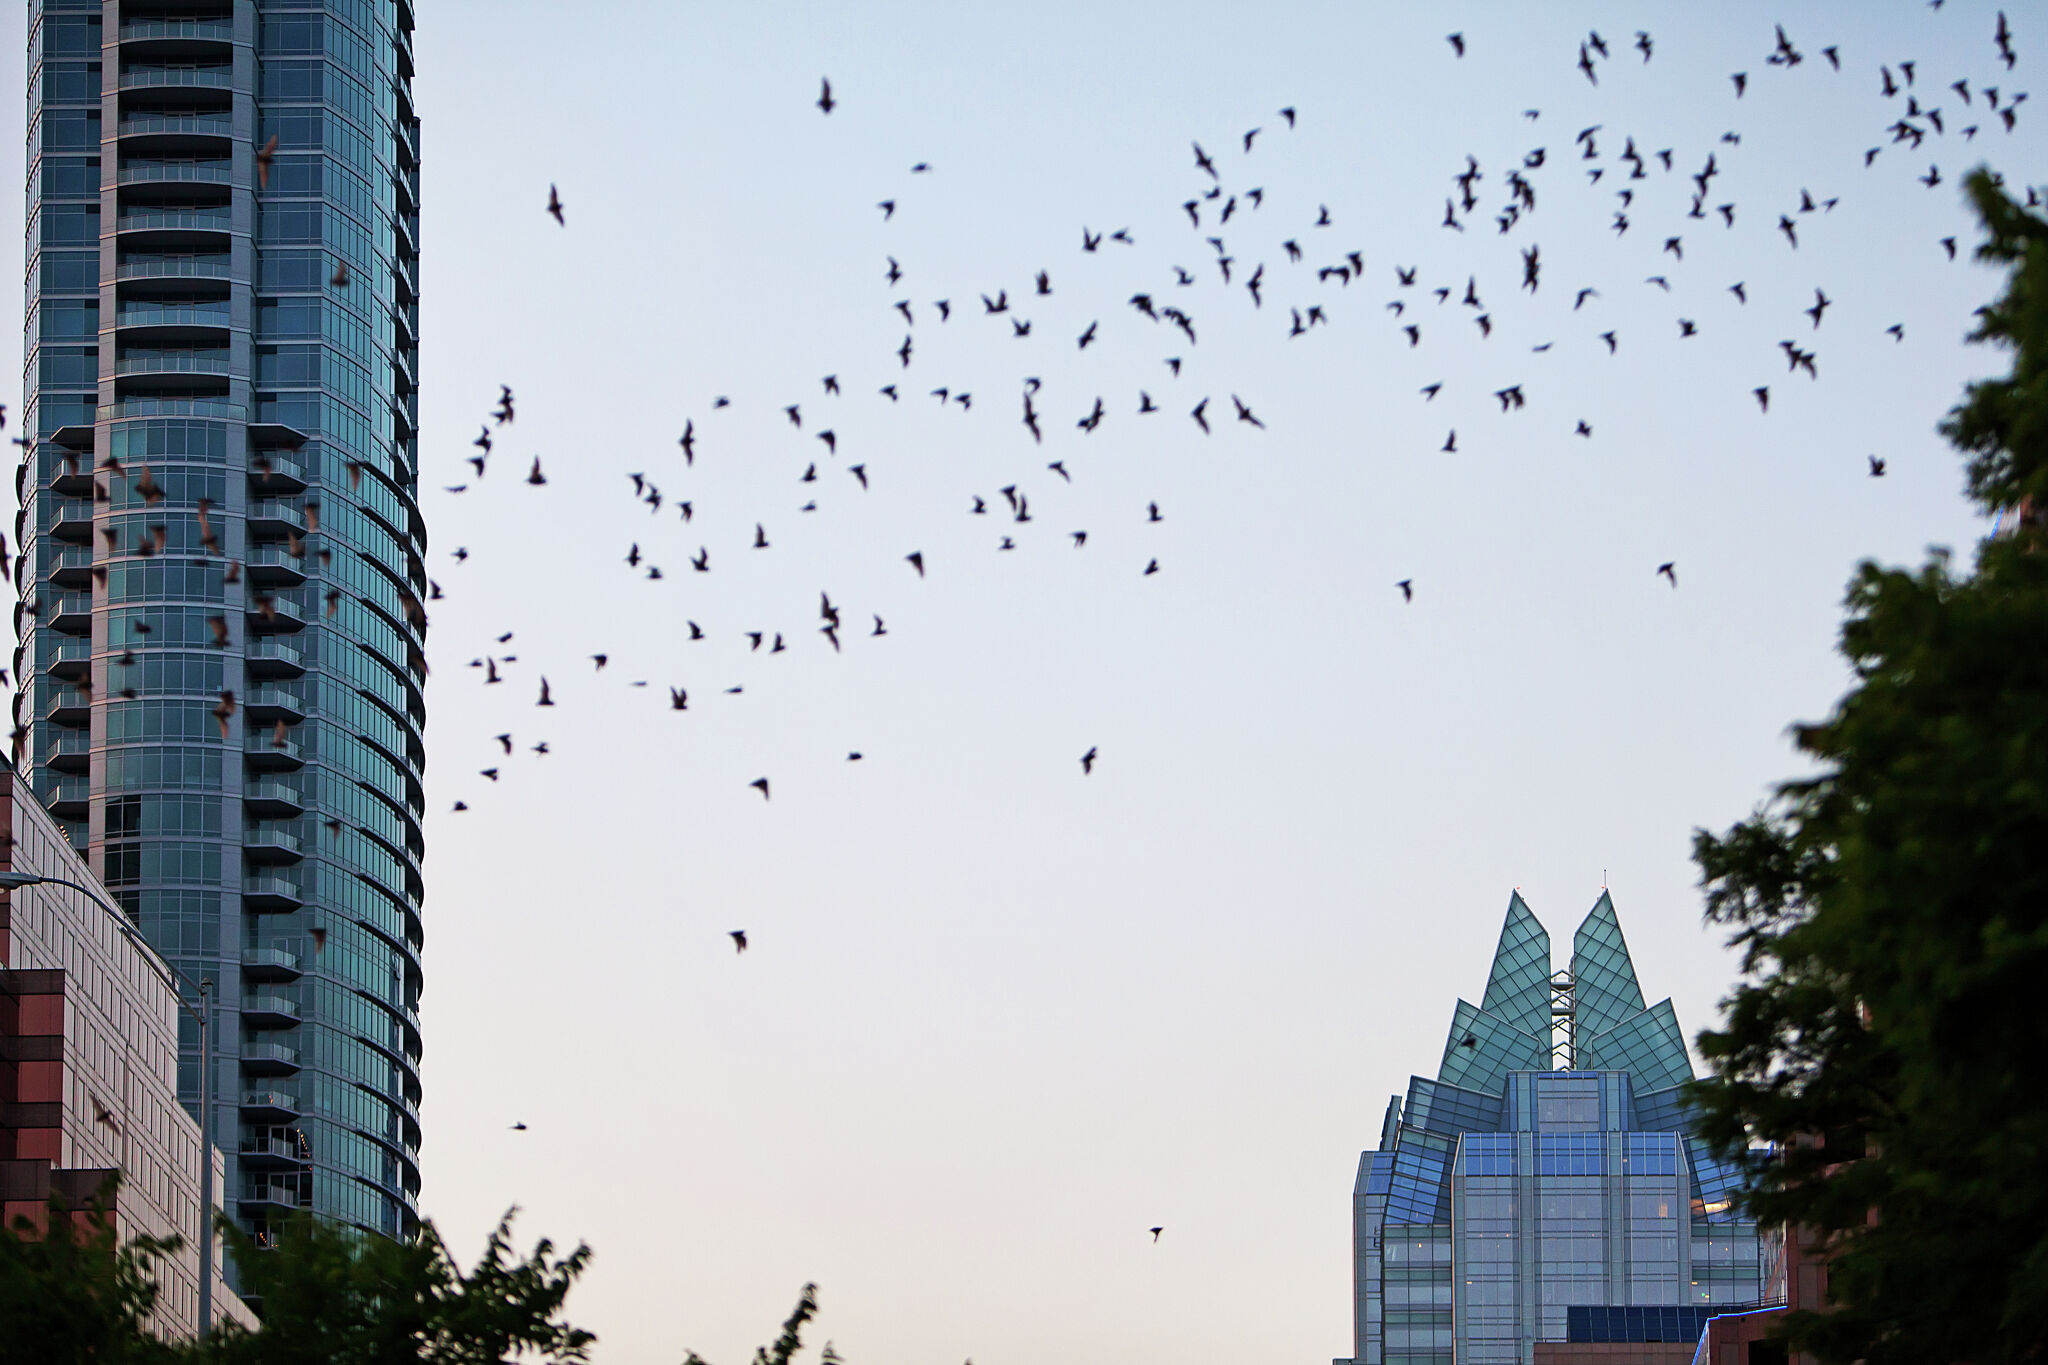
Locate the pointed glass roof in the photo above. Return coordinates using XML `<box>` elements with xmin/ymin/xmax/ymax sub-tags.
<box><xmin>1571</xmin><ymin>891</ymin><xmax>1646</xmax><ymax>1044</ymax></box>
<box><xmin>1478</xmin><ymin>892</ymin><xmax>1553</xmax><ymax>1040</ymax></box>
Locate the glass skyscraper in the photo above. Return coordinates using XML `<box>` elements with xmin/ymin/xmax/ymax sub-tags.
<box><xmin>1338</xmin><ymin>893</ymin><xmax>1765</xmax><ymax>1365</ymax></box>
<box><xmin>17</xmin><ymin>0</ymin><xmax>423</xmax><ymax>1246</ymax></box>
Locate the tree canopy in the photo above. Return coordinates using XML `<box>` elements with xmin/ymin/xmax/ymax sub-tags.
<box><xmin>1690</xmin><ymin>170</ymin><xmax>2048</xmax><ymax>1365</ymax></box>
<box><xmin>0</xmin><ymin>1192</ymin><xmax>594</xmax><ymax>1365</ymax></box>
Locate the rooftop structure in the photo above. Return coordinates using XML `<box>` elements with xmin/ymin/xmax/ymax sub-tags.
<box><xmin>1340</xmin><ymin>892</ymin><xmax>1768</xmax><ymax>1365</ymax></box>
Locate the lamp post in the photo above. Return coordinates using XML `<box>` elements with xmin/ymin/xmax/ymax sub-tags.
<box><xmin>0</xmin><ymin>871</ymin><xmax>217</xmax><ymax>1337</ymax></box>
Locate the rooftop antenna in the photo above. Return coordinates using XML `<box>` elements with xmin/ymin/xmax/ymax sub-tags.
<box><xmin>1550</xmin><ymin>967</ymin><xmax>1577</xmax><ymax>1070</ymax></box>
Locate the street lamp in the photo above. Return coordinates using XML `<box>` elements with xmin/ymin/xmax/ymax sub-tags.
<box><xmin>0</xmin><ymin>871</ymin><xmax>217</xmax><ymax>1337</ymax></box>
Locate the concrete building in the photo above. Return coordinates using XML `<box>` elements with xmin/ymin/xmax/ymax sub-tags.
<box><xmin>2</xmin><ymin>764</ymin><xmax>249</xmax><ymax>1337</ymax></box>
<box><xmin>17</xmin><ymin>0</ymin><xmax>425</xmax><ymax>1247</ymax></box>
<box><xmin>1338</xmin><ymin>892</ymin><xmax>1770</xmax><ymax>1365</ymax></box>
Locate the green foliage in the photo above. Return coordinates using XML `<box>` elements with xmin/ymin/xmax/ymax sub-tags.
<box><xmin>682</xmin><ymin>1284</ymin><xmax>838</xmax><ymax>1365</ymax></box>
<box><xmin>205</xmin><ymin>1209</ymin><xmax>594</xmax><ymax>1365</ymax></box>
<box><xmin>1942</xmin><ymin>173</ymin><xmax>2048</xmax><ymax>523</ymax></box>
<box><xmin>1690</xmin><ymin>170</ymin><xmax>2048</xmax><ymax>1365</ymax></box>
<box><xmin>0</xmin><ymin>1179</ymin><xmax>185</xmax><ymax>1365</ymax></box>
<box><xmin>0</xmin><ymin>1191</ymin><xmax>593</xmax><ymax>1365</ymax></box>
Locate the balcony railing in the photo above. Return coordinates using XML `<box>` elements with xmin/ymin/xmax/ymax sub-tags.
<box><xmin>239</xmin><ymin>1042</ymin><xmax>300</xmax><ymax>1069</ymax></box>
<box><xmin>244</xmin><ymin>686</ymin><xmax>307</xmax><ymax>721</ymax></box>
<box><xmin>97</xmin><ymin>399</ymin><xmax>246</xmax><ymax>422</ymax></box>
<box><xmin>119</xmin><ymin>20</ymin><xmax>234</xmax><ymax>42</ymax></box>
<box><xmin>241</xmin><ymin>994</ymin><xmax>301</xmax><ymax>1025</ymax></box>
<box><xmin>38</xmin><ymin>778</ymin><xmax>89</xmax><ymax>816</ymax></box>
<box><xmin>119</xmin><ymin>67</ymin><xmax>233</xmax><ymax>90</ymax></box>
<box><xmin>116</xmin><ymin>305</ymin><xmax>231</xmax><ymax>329</ymax></box>
<box><xmin>237</xmin><ymin>1179</ymin><xmax>309</xmax><ymax>1209</ymax></box>
<box><xmin>46</xmin><ymin>545</ymin><xmax>94</xmax><ymax>584</ymax></box>
<box><xmin>41</xmin><ymin>728</ymin><xmax>92</xmax><ymax>772</ymax></box>
<box><xmin>119</xmin><ymin>161</ymin><xmax>231</xmax><ymax>186</ymax></box>
<box><xmin>247</xmin><ymin>598</ymin><xmax>306</xmax><ymax>633</ymax></box>
<box><xmin>115</xmin><ymin>208</ymin><xmax>231</xmax><ymax>232</ymax></box>
<box><xmin>238</xmin><ymin>1089</ymin><xmax>299</xmax><ymax>1114</ymax></box>
<box><xmin>118</xmin><ymin>113</ymin><xmax>233</xmax><ymax>139</ymax></box>
<box><xmin>248</xmin><ymin>500</ymin><xmax>307</xmax><ymax>535</ymax></box>
<box><xmin>246</xmin><ymin>640</ymin><xmax>305</xmax><ymax>676</ymax></box>
<box><xmin>242</xmin><ymin>740</ymin><xmax>305</xmax><ymax>773</ymax></box>
<box><xmin>49</xmin><ymin>593</ymin><xmax>94</xmax><ymax>634</ymax></box>
<box><xmin>243</xmin><ymin>829</ymin><xmax>303</xmax><ymax>863</ymax></box>
<box><xmin>238</xmin><ymin>1135</ymin><xmax>306</xmax><ymax>1162</ymax></box>
<box><xmin>250</xmin><ymin>455</ymin><xmax>309</xmax><ymax>491</ymax></box>
<box><xmin>116</xmin><ymin>256</ymin><xmax>231</xmax><ymax>281</ymax></box>
<box><xmin>42</xmin><ymin>637</ymin><xmax>92</xmax><ymax>666</ymax></box>
<box><xmin>242</xmin><ymin>787</ymin><xmax>306</xmax><ymax>825</ymax></box>
<box><xmin>115</xmin><ymin>354</ymin><xmax>230</xmax><ymax>377</ymax></box>
<box><xmin>241</xmin><ymin>946</ymin><xmax>302</xmax><ymax>978</ymax></box>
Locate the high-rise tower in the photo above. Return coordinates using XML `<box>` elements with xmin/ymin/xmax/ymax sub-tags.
<box><xmin>17</xmin><ymin>0</ymin><xmax>423</xmax><ymax>1245</ymax></box>
<box><xmin>1337</xmin><ymin>893</ymin><xmax>1768</xmax><ymax>1365</ymax></box>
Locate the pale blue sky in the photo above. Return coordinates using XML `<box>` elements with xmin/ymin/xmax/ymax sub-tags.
<box><xmin>5</xmin><ymin>3</ymin><xmax>2036</xmax><ymax>1361</ymax></box>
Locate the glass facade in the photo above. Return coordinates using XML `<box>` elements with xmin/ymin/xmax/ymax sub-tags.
<box><xmin>16</xmin><ymin>0</ymin><xmax>423</xmax><ymax>1250</ymax></box>
<box><xmin>1341</xmin><ymin>893</ymin><xmax>1762</xmax><ymax>1365</ymax></box>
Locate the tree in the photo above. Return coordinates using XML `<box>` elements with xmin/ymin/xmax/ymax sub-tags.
<box><xmin>1689</xmin><ymin>170</ymin><xmax>2048</xmax><ymax>1365</ymax></box>
<box><xmin>681</xmin><ymin>1284</ymin><xmax>845</xmax><ymax>1365</ymax></box>
<box><xmin>0</xmin><ymin>1192</ymin><xmax>595</xmax><ymax>1365</ymax></box>
<box><xmin>204</xmin><ymin>1210</ymin><xmax>594</xmax><ymax>1365</ymax></box>
<box><xmin>0</xmin><ymin>1179</ymin><xmax>184</xmax><ymax>1365</ymax></box>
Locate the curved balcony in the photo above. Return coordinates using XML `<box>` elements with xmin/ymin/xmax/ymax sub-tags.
<box><xmin>115</xmin><ymin>207</ymin><xmax>230</xmax><ymax>232</ymax></box>
<box><xmin>117</xmin><ymin>112</ymin><xmax>233</xmax><ymax>143</ymax></box>
<box><xmin>238</xmin><ymin>1138</ymin><xmax>307</xmax><ymax>1172</ymax></box>
<box><xmin>46</xmin><ymin>545</ymin><xmax>95</xmax><ymax>588</ymax></box>
<box><xmin>114</xmin><ymin>304</ymin><xmax>231</xmax><ymax>343</ymax></box>
<box><xmin>39</xmin><ymin>777</ymin><xmax>89</xmax><ymax>820</ymax></box>
<box><xmin>115</xmin><ymin>353</ymin><xmax>230</xmax><ymax>378</ymax></box>
<box><xmin>236</xmin><ymin>1180</ymin><xmax>307</xmax><ymax>1214</ymax></box>
<box><xmin>246</xmin><ymin>639</ymin><xmax>306</xmax><ymax>678</ymax></box>
<box><xmin>241</xmin><ymin>946</ymin><xmax>303</xmax><ymax>981</ymax></box>
<box><xmin>243</xmin><ymin>829</ymin><xmax>303</xmax><ymax>865</ymax></box>
<box><xmin>41</xmin><ymin>727</ymin><xmax>92</xmax><ymax>773</ymax></box>
<box><xmin>241</xmin><ymin>875</ymin><xmax>304</xmax><ymax>912</ymax></box>
<box><xmin>112</xmin><ymin>206</ymin><xmax>231</xmax><ymax>253</ymax></box>
<box><xmin>118</xmin><ymin>160</ymin><xmax>231</xmax><ymax>187</ymax></box>
<box><xmin>242</xmin><ymin>781</ymin><xmax>305</xmax><ymax>819</ymax></box>
<box><xmin>96</xmin><ymin>398</ymin><xmax>245</xmax><ymax>423</ymax></box>
<box><xmin>50</xmin><ymin>460</ymin><xmax>95</xmax><ymax>496</ymax></box>
<box><xmin>250</xmin><ymin>455</ymin><xmax>309</xmax><ymax>494</ymax></box>
<box><xmin>239</xmin><ymin>1042</ymin><xmax>301</xmax><ymax>1075</ymax></box>
<box><xmin>49</xmin><ymin>593</ymin><xmax>94</xmax><ymax>636</ymax></box>
<box><xmin>246</xmin><ymin>548</ymin><xmax>306</xmax><ymax>588</ymax></box>
<box><xmin>241</xmin><ymin>994</ymin><xmax>301</xmax><ymax>1028</ymax></box>
<box><xmin>42</xmin><ymin>639</ymin><xmax>92</xmax><ymax>682</ymax></box>
<box><xmin>247</xmin><ymin>500</ymin><xmax>306</xmax><ymax>538</ymax></box>
<box><xmin>238</xmin><ymin>1089</ymin><xmax>300</xmax><ymax>1120</ymax></box>
<box><xmin>51</xmin><ymin>503</ymin><xmax>95</xmax><ymax>541</ymax></box>
<box><xmin>116</xmin><ymin>256</ymin><xmax>231</xmax><ymax>283</ymax></box>
<box><xmin>246</xmin><ymin>596</ymin><xmax>306</xmax><ymax>634</ymax></box>
<box><xmin>243</xmin><ymin>737</ymin><xmax>304</xmax><ymax>774</ymax></box>
<box><xmin>119</xmin><ymin>19</ymin><xmax>235</xmax><ymax>45</ymax></box>
<box><xmin>118</xmin><ymin>66</ymin><xmax>233</xmax><ymax>92</ymax></box>
<box><xmin>244</xmin><ymin>687</ymin><xmax>307</xmax><ymax>724</ymax></box>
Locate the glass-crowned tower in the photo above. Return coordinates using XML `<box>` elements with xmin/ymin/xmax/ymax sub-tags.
<box><xmin>17</xmin><ymin>0</ymin><xmax>423</xmax><ymax>1245</ymax></box>
<box><xmin>1338</xmin><ymin>893</ymin><xmax>1766</xmax><ymax>1365</ymax></box>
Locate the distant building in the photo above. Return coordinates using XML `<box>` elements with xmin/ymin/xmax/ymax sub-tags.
<box><xmin>1337</xmin><ymin>892</ymin><xmax>1768</xmax><ymax>1365</ymax></box>
<box><xmin>18</xmin><ymin>0</ymin><xmax>426</xmax><ymax>1248</ymax></box>
<box><xmin>1</xmin><ymin>766</ymin><xmax>250</xmax><ymax>1337</ymax></box>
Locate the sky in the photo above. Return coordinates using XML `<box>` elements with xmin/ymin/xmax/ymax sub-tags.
<box><xmin>4</xmin><ymin>3</ymin><xmax>2041</xmax><ymax>1362</ymax></box>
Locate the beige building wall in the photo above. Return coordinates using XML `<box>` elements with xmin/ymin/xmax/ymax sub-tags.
<box><xmin>2</xmin><ymin>768</ymin><xmax>251</xmax><ymax>1336</ymax></box>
